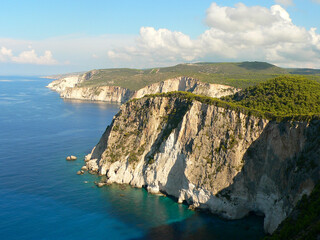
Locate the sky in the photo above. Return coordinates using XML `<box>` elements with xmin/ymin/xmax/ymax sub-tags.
<box><xmin>1</xmin><ymin>0</ymin><xmax>320</xmax><ymax>75</ymax></box>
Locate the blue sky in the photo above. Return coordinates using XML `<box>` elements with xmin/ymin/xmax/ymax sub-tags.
<box><xmin>1</xmin><ymin>0</ymin><xmax>320</xmax><ymax>75</ymax></box>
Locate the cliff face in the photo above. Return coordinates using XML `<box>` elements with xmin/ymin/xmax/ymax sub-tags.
<box><xmin>47</xmin><ymin>76</ymin><xmax>238</xmax><ymax>103</ymax></box>
<box><xmin>46</xmin><ymin>75</ymin><xmax>81</xmax><ymax>93</ymax></box>
<box><xmin>60</xmin><ymin>86</ymin><xmax>132</xmax><ymax>103</ymax></box>
<box><xmin>132</xmin><ymin>77</ymin><xmax>238</xmax><ymax>99</ymax></box>
<box><xmin>84</xmin><ymin>95</ymin><xmax>320</xmax><ymax>234</ymax></box>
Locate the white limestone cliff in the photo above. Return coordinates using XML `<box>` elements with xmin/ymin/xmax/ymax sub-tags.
<box><xmin>47</xmin><ymin>76</ymin><xmax>239</xmax><ymax>103</ymax></box>
<box><xmin>84</xmin><ymin>95</ymin><xmax>320</xmax><ymax>234</ymax></box>
<box><xmin>132</xmin><ymin>77</ymin><xmax>238</xmax><ymax>99</ymax></box>
<box><xmin>46</xmin><ymin>75</ymin><xmax>81</xmax><ymax>93</ymax></box>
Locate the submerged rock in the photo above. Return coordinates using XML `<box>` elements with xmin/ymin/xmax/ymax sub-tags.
<box><xmin>77</xmin><ymin>170</ymin><xmax>84</xmax><ymax>175</ymax></box>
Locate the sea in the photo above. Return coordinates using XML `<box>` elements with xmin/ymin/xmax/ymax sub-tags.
<box><xmin>0</xmin><ymin>76</ymin><xmax>265</xmax><ymax>240</ymax></box>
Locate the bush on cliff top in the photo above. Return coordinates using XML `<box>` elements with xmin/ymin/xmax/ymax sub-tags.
<box><xmin>137</xmin><ymin>76</ymin><xmax>320</xmax><ymax>121</ymax></box>
<box><xmin>222</xmin><ymin>76</ymin><xmax>320</xmax><ymax>116</ymax></box>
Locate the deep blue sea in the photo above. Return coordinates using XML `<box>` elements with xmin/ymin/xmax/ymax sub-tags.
<box><xmin>0</xmin><ymin>76</ymin><xmax>265</xmax><ymax>240</ymax></box>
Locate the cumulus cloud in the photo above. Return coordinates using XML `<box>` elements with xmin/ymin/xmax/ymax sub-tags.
<box><xmin>107</xmin><ymin>2</ymin><xmax>320</xmax><ymax>68</ymax></box>
<box><xmin>275</xmin><ymin>0</ymin><xmax>294</xmax><ymax>6</ymax></box>
<box><xmin>0</xmin><ymin>47</ymin><xmax>13</xmax><ymax>61</ymax></box>
<box><xmin>0</xmin><ymin>47</ymin><xmax>57</xmax><ymax>65</ymax></box>
<box><xmin>107</xmin><ymin>27</ymin><xmax>199</xmax><ymax>64</ymax></box>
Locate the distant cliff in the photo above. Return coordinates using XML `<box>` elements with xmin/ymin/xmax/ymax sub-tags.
<box><xmin>84</xmin><ymin>92</ymin><xmax>320</xmax><ymax>234</ymax></box>
<box><xmin>47</xmin><ymin>76</ymin><xmax>239</xmax><ymax>103</ymax></box>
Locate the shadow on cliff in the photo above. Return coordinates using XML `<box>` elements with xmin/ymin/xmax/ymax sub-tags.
<box><xmin>215</xmin><ymin>119</ymin><xmax>320</xmax><ymax>216</ymax></box>
<box><xmin>142</xmin><ymin>99</ymin><xmax>191</xmax><ymax>176</ymax></box>
<box><xmin>162</xmin><ymin>152</ymin><xmax>189</xmax><ymax>197</ymax></box>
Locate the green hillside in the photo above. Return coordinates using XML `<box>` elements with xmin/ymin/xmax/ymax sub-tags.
<box><xmin>222</xmin><ymin>76</ymin><xmax>320</xmax><ymax>116</ymax></box>
<box><xmin>78</xmin><ymin>61</ymin><xmax>320</xmax><ymax>90</ymax></box>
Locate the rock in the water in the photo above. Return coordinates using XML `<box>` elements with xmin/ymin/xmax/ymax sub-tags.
<box><xmin>77</xmin><ymin>170</ymin><xmax>84</xmax><ymax>175</ymax></box>
<box><xmin>84</xmin><ymin>154</ymin><xmax>91</xmax><ymax>162</ymax></box>
<box><xmin>81</xmin><ymin>166</ymin><xmax>88</xmax><ymax>171</ymax></box>
<box><xmin>66</xmin><ymin>155</ymin><xmax>77</xmax><ymax>161</ymax></box>
<box><xmin>96</xmin><ymin>182</ymin><xmax>106</xmax><ymax>187</ymax></box>
<box><xmin>88</xmin><ymin>170</ymin><xmax>97</xmax><ymax>174</ymax></box>
<box><xmin>188</xmin><ymin>205</ymin><xmax>196</xmax><ymax>211</ymax></box>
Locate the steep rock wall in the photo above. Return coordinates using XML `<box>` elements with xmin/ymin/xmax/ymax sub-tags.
<box><xmin>84</xmin><ymin>96</ymin><xmax>320</xmax><ymax>234</ymax></box>
<box><xmin>60</xmin><ymin>86</ymin><xmax>132</xmax><ymax>103</ymax></box>
<box><xmin>47</xmin><ymin>76</ymin><xmax>239</xmax><ymax>103</ymax></box>
<box><xmin>132</xmin><ymin>76</ymin><xmax>238</xmax><ymax>99</ymax></box>
<box><xmin>46</xmin><ymin>75</ymin><xmax>81</xmax><ymax>92</ymax></box>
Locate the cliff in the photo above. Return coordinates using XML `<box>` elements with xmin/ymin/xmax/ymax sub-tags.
<box><xmin>46</xmin><ymin>75</ymin><xmax>82</xmax><ymax>93</ymax></box>
<box><xmin>60</xmin><ymin>85</ymin><xmax>133</xmax><ymax>103</ymax></box>
<box><xmin>84</xmin><ymin>93</ymin><xmax>320</xmax><ymax>234</ymax></box>
<box><xmin>132</xmin><ymin>76</ymin><xmax>238</xmax><ymax>99</ymax></box>
<box><xmin>47</xmin><ymin>76</ymin><xmax>239</xmax><ymax>103</ymax></box>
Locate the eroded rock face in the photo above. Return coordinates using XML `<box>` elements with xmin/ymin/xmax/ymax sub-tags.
<box><xmin>47</xmin><ymin>75</ymin><xmax>81</xmax><ymax>93</ymax></box>
<box><xmin>47</xmin><ymin>76</ymin><xmax>239</xmax><ymax>103</ymax></box>
<box><xmin>132</xmin><ymin>77</ymin><xmax>239</xmax><ymax>99</ymax></box>
<box><xmin>84</xmin><ymin>96</ymin><xmax>320</xmax><ymax>233</ymax></box>
<box><xmin>60</xmin><ymin>86</ymin><xmax>132</xmax><ymax>103</ymax></box>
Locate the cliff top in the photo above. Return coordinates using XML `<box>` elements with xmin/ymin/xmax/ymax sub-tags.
<box><xmin>223</xmin><ymin>76</ymin><xmax>320</xmax><ymax>116</ymax></box>
<box><xmin>76</xmin><ymin>62</ymin><xmax>320</xmax><ymax>91</ymax></box>
<box><xmin>135</xmin><ymin>76</ymin><xmax>320</xmax><ymax>121</ymax></box>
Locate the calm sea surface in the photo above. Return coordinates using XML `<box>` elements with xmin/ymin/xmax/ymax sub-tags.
<box><xmin>0</xmin><ymin>76</ymin><xmax>265</xmax><ymax>239</ymax></box>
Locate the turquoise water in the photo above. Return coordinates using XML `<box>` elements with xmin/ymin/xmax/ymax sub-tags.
<box><xmin>0</xmin><ymin>76</ymin><xmax>265</xmax><ymax>239</ymax></box>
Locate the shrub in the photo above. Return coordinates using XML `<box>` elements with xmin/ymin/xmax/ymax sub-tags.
<box><xmin>128</xmin><ymin>152</ymin><xmax>139</xmax><ymax>163</ymax></box>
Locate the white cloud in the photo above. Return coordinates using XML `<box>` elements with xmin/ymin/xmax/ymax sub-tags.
<box><xmin>0</xmin><ymin>34</ymin><xmax>136</xmax><ymax>71</ymax></box>
<box><xmin>107</xmin><ymin>27</ymin><xmax>198</xmax><ymax>63</ymax></box>
<box><xmin>0</xmin><ymin>47</ymin><xmax>13</xmax><ymax>62</ymax></box>
<box><xmin>205</xmin><ymin>3</ymin><xmax>286</xmax><ymax>32</ymax></box>
<box><xmin>107</xmin><ymin>2</ymin><xmax>320</xmax><ymax>68</ymax></box>
<box><xmin>312</xmin><ymin>0</ymin><xmax>320</xmax><ymax>4</ymax></box>
<box><xmin>275</xmin><ymin>0</ymin><xmax>294</xmax><ymax>6</ymax></box>
<box><xmin>0</xmin><ymin>47</ymin><xmax>58</xmax><ymax>65</ymax></box>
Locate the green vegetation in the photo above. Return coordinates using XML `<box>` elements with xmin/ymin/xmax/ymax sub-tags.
<box><xmin>160</xmin><ymin>101</ymin><xmax>191</xmax><ymax>141</ymax></box>
<box><xmin>109</xmin><ymin>152</ymin><xmax>119</xmax><ymax>163</ymax></box>
<box><xmin>128</xmin><ymin>152</ymin><xmax>139</xmax><ymax>163</ymax></box>
<box><xmin>222</xmin><ymin>76</ymin><xmax>320</xmax><ymax>116</ymax></box>
<box><xmin>265</xmin><ymin>183</ymin><xmax>320</xmax><ymax>240</ymax></box>
<box><xmin>137</xmin><ymin>84</ymin><xmax>320</xmax><ymax>121</ymax></box>
<box><xmin>146</xmin><ymin>99</ymin><xmax>191</xmax><ymax>162</ymax></box>
<box><xmin>137</xmin><ymin>145</ymin><xmax>145</xmax><ymax>155</ymax></box>
<box><xmin>76</xmin><ymin>62</ymin><xmax>320</xmax><ymax>90</ymax></box>
<box><xmin>147</xmin><ymin>156</ymin><xmax>155</xmax><ymax>164</ymax></box>
<box><xmin>228</xmin><ymin>134</ymin><xmax>238</xmax><ymax>149</ymax></box>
